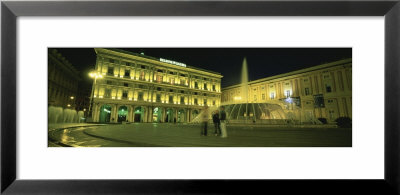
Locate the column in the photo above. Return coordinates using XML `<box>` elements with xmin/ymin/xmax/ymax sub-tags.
<box><xmin>331</xmin><ymin>72</ymin><xmax>337</xmax><ymax>92</ymax></box>
<box><xmin>188</xmin><ymin>108</ymin><xmax>191</xmax><ymax>122</ymax></box>
<box><xmin>313</xmin><ymin>76</ymin><xmax>319</xmax><ymax>94</ymax></box>
<box><xmin>342</xmin><ymin>98</ymin><xmax>349</xmax><ymax>117</ymax></box>
<box><xmin>342</xmin><ymin>70</ymin><xmax>349</xmax><ymax>92</ymax></box>
<box><xmin>336</xmin><ymin>98</ymin><xmax>343</xmax><ymax>117</ymax></box>
<box><xmin>309</xmin><ymin>76</ymin><xmax>313</xmax><ymax>95</ymax></box>
<box><xmin>336</xmin><ymin>70</ymin><xmax>344</xmax><ymax>92</ymax></box>
<box><xmin>149</xmin><ymin>106</ymin><xmax>153</xmax><ymax>122</ymax></box>
<box><xmin>186</xmin><ymin>108</ymin><xmax>189</xmax><ymax>123</ymax></box>
<box><xmin>92</xmin><ymin>103</ymin><xmax>98</xmax><ymax>122</ymax></box>
<box><xmin>162</xmin><ymin>107</ymin><xmax>166</xmax><ymax>122</ymax></box>
<box><xmin>175</xmin><ymin>108</ymin><xmax>178</xmax><ymax>122</ymax></box>
<box><xmin>112</xmin><ymin>104</ymin><xmax>118</xmax><ymax>123</ymax></box>
<box><xmin>319</xmin><ymin>75</ymin><xmax>324</xmax><ymax>94</ymax></box>
<box><xmin>128</xmin><ymin>105</ymin><xmax>133</xmax><ymax>122</ymax></box>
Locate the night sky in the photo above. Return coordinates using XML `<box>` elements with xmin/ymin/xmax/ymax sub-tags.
<box><xmin>54</xmin><ymin>48</ymin><xmax>351</xmax><ymax>88</ymax></box>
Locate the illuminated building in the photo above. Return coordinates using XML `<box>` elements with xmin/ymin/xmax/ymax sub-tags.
<box><xmin>90</xmin><ymin>48</ymin><xmax>223</xmax><ymax>123</ymax></box>
<box><xmin>221</xmin><ymin>59</ymin><xmax>352</xmax><ymax>123</ymax></box>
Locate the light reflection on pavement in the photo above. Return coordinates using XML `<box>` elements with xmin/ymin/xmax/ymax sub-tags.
<box><xmin>48</xmin><ymin>123</ymin><xmax>352</xmax><ymax>147</ymax></box>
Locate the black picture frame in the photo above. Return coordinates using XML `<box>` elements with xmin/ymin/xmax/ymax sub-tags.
<box><xmin>2</xmin><ymin>1</ymin><xmax>399</xmax><ymax>194</ymax></box>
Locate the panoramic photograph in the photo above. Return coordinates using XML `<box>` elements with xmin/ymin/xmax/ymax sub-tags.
<box><xmin>48</xmin><ymin>48</ymin><xmax>352</xmax><ymax>147</ymax></box>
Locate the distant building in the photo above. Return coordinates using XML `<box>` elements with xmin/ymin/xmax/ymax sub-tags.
<box><xmin>90</xmin><ymin>48</ymin><xmax>223</xmax><ymax>123</ymax></box>
<box><xmin>75</xmin><ymin>85</ymin><xmax>91</xmax><ymax>115</ymax></box>
<box><xmin>221</xmin><ymin>59</ymin><xmax>352</xmax><ymax>123</ymax></box>
<box><xmin>48</xmin><ymin>49</ymin><xmax>81</xmax><ymax>109</ymax></box>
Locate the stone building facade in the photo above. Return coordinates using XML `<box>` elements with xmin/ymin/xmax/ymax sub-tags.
<box><xmin>221</xmin><ymin>59</ymin><xmax>352</xmax><ymax>123</ymax></box>
<box><xmin>91</xmin><ymin>48</ymin><xmax>223</xmax><ymax>123</ymax></box>
<box><xmin>48</xmin><ymin>49</ymin><xmax>80</xmax><ymax>109</ymax></box>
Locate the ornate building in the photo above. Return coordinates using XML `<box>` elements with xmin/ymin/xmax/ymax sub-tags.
<box><xmin>48</xmin><ymin>49</ymin><xmax>80</xmax><ymax>109</ymax></box>
<box><xmin>221</xmin><ymin>59</ymin><xmax>352</xmax><ymax>123</ymax></box>
<box><xmin>90</xmin><ymin>48</ymin><xmax>223</xmax><ymax>123</ymax></box>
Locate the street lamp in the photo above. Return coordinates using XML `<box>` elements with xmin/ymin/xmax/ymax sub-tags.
<box><xmin>88</xmin><ymin>71</ymin><xmax>103</xmax><ymax>121</ymax></box>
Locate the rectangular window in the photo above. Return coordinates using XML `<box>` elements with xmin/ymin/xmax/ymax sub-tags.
<box><xmin>262</xmin><ymin>94</ymin><xmax>265</xmax><ymax>100</ymax></box>
<box><xmin>212</xmin><ymin>85</ymin><xmax>216</xmax><ymax>91</ymax></box>
<box><xmin>156</xmin><ymin>94</ymin><xmax>161</xmax><ymax>102</ymax></box>
<box><xmin>213</xmin><ymin>100</ymin><xmax>216</xmax><ymax>105</ymax></box>
<box><xmin>138</xmin><ymin>92</ymin><xmax>144</xmax><ymax>101</ymax></box>
<box><xmin>123</xmin><ymin>83</ymin><xmax>128</xmax><ymax>87</ymax></box>
<box><xmin>109</xmin><ymin>59</ymin><xmax>114</xmax><ymax>63</ymax></box>
<box><xmin>124</xmin><ymin>70</ymin><xmax>130</xmax><ymax>77</ymax></box>
<box><xmin>122</xmin><ymin>91</ymin><xmax>128</xmax><ymax>99</ymax></box>
<box><xmin>105</xmin><ymin>89</ymin><xmax>111</xmax><ymax>98</ymax></box>
<box><xmin>180</xmin><ymin>97</ymin><xmax>185</xmax><ymax>104</ymax></box>
<box><xmin>107</xmin><ymin>67</ymin><xmax>114</xmax><ymax>75</ymax></box>
<box><xmin>204</xmin><ymin>83</ymin><xmax>207</xmax><ymax>90</ymax></box>
<box><xmin>170</xmin><ymin>78</ymin><xmax>175</xmax><ymax>85</ymax></box>
<box><xmin>140</xmin><ymin>71</ymin><xmax>145</xmax><ymax>80</ymax></box>
<box><xmin>204</xmin><ymin>99</ymin><xmax>207</xmax><ymax>105</ymax></box>
<box><xmin>195</xmin><ymin>82</ymin><xmax>198</xmax><ymax>89</ymax></box>
<box><xmin>194</xmin><ymin>98</ymin><xmax>198</xmax><ymax>105</ymax></box>
<box><xmin>326</xmin><ymin>84</ymin><xmax>332</xmax><ymax>93</ymax></box>
<box><xmin>169</xmin><ymin>96</ymin><xmax>173</xmax><ymax>103</ymax></box>
<box><xmin>157</xmin><ymin>75</ymin><xmax>163</xmax><ymax>83</ymax></box>
<box><xmin>106</xmin><ymin>80</ymin><xmax>112</xmax><ymax>85</ymax></box>
<box><xmin>254</xmin><ymin>95</ymin><xmax>257</xmax><ymax>101</ymax></box>
<box><xmin>305</xmin><ymin>88</ymin><xmax>310</xmax><ymax>95</ymax></box>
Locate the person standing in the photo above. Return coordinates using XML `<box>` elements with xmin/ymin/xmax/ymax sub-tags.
<box><xmin>200</xmin><ymin>106</ymin><xmax>210</xmax><ymax>136</ymax></box>
<box><xmin>212</xmin><ymin>110</ymin><xmax>221</xmax><ymax>136</ymax></box>
<box><xmin>220</xmin><ymin>106</ymin><xmax>228</xmax><ymax>138</ymax></box>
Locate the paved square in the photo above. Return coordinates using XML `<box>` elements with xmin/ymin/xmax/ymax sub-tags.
<box><xmin>49</xmin><ymin>123</ymin><xmax>351</xmax><ymax>147</ymax></box>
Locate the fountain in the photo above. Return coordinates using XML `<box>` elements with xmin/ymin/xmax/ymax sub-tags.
<box><xmin>48</xmin><ymin>105</ymin><xmax>84</xmax><ymax>124</ymax></box>
<box><xmin>190</xmin><ymin>57</ymin><xmax>322</xmax><ymax>125</ymax></box>
<box><xmin>241</xmin><ymin>57</ymin><xmax>249</xmax><ymax>103</ymax></box>
<box><xmin>220</xmin><ymin>57</ymin><xmax>309</xmax><ymax>124</ymax></box>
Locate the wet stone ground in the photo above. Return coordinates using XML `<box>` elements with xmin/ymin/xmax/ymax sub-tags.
<box><xmin>48</xmin><ymin>123</ymin><xmax>352</xmax><ymax>147</ymax></box>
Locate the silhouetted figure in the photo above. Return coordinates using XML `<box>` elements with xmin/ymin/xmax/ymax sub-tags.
<box><xmin>201</xmin><ymin>106</ymin><xmax>210</xmax><ymax>136</ymax></box>
<box><xmin>174</xmin><ymin>117</ymin><xmax>177</xmax><ymax>124</ymax></box>
<box><xmin>165</xmin><ymin>115</ymin><xmax>169</xmax><ymax>123</ymax></box>
<box><xmin>212</xmin><ymin>110</ymin><xmax>221</xmax><ymax>136</ymax></box>
<box><xmin>220</xmin><ymin>106</ymin><xmax>228</xmax><ymax>138</ymax></box>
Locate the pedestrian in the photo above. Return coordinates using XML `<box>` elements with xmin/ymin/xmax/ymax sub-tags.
<box><xmin>165</xmin><ymin>115</ymin><xmax>169</xmax><ymax>123</ymax></box>
<box><xmin>174</xmin><ymin>117</ymin><xmax>177</xmax><ymax>124</ymax></box>
<box><xmin>200</xmin><ymin>106</ymin><xmax>210</xmax><ymax>136</ymax></box>
<box><xmin>219</xmin><ymin>106</ymin><xmax>228</xmax><ymax>138</ymax></box>
<box><xmin>212</xmin><ymin>110</ymin><xmax>221</xmax><ymax>136</ymax></box>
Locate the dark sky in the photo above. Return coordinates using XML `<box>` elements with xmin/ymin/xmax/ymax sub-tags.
<box><xmin>54</xmin><ymin>48</ymin><xmax>351</xmax><ymax>88</ymax></box>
